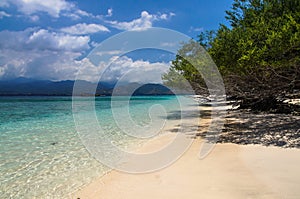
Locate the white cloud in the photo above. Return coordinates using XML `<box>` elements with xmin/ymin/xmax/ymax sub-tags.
<box><xmin>27</xmin><ymin>29</ymin><xmax>90</xmax><ymax>51</ymax></box>
<box><xmin>75</xmin><ymin>58</ymin><xmax>105</xmax><ymax>82</ymax></box>
<box><xmin>159</xmin><ymin>14</ymin><xmax>168</xmax><ymax>20</ymax></box>
<box><xmin>75</xmin><ymin>9</ymin><xmax>90</xmax><ymax>17</ymax></box>
<box><xmin>62</xmin><ymin>9</ymin><xmax>95</xmax><ymax>20</ymax></box>
<box><xmin>0</xmin><ymin>48</ymin><xmax>170</xmax><ymax>82</ymax></box>
<box><xmin>0</xmin><ymin>48</ymin><xmax>82</xmax><ymax>80</ymax></box>
<box><xmin>107</xmin><ymin>8</ymin><xmax>113</xmax><ymax>17</ymax></box>
<box><xmin>107</xmin><ymin>11</ymin><xmax>175</xmax><ymax>31</ymax></box>
<box><xmin>2</xmin><ymin>0</ymin><xmax>73</xmax><ymax>18</ymax></box>
<box><xmin>158</xmin><ymin>12</ymin><xmax>175</xmax><ymax>20</ymax></box>
<box><xmin>99</xmin><ymin>56</ymin><xmax>170</xmax><ymax>83</ymax></box>
<box><xmin>0</xmin><ymin>25</ymin><xmax>171</xmax><ymax>82</ymax></box>
<box><xmin>62</xmin><ymin>13</ymin><xmax>81</xmax><ymax>20</ymax></box>
<box><xmin>61</xmin><ymin>23</ymin><xmax>110</xmax><ymax>35</ymax></box>
<box><xmin>0</xmin><ymin>36</ymin><xmax>170</xmax><ymax>82</ymax></box>
<box><xmin>189</xmin><ymin>26</ymin><xmax>204</xmax><ymax>32</ymax></box>
<box><xmin>1</xmin><ymin>0</ymin><xmax>98</xmax><ymax>20</ymax></box>
<box><xmin>0</xmin><ymin>28</ymin><xmax>90</xmax><ymax>52</ymax></box>
<box><xmin>0</xmin><ymin>11</ymin><xmax>11</xmax><ymax>18</ymax></box>
<box><xmin>95</xmin><ymin>50</ymin><xmax>122</xmax><ymax>56</ymax></box>
<box><xmin>76</xmin><ymin>55</ymin><xmax>170</xmax><ymax>83</ymax></box>
<box><xmin>0</xmin><ymin>28</ymin><xmax>91</xmax><ymax>80</ymax></box>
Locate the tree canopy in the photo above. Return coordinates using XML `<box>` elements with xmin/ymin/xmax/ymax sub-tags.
<box><xmin>163</xmin><ymin>0</ymin><xmax>300</xmax><ymax>113</ymax></box>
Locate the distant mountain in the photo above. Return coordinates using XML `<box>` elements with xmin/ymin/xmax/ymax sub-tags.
<box><xmin>133</xmin><ymin>84</ymin><xmax>173</xmax><ymax>95</ymax></box>
<box><xmin>0</xmin><ymin>78</ymin><xmax>175</xmax><ymax>96</ymax></box>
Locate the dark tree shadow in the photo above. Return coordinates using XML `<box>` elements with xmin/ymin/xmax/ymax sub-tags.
<box><xmin>165</xmin><ymin>100</ymin><xmax>300</xmax><ymax>148</ymax></box>
<box><xmin>198</xmin><ymin>110</ymin><xmax>300</xmax><ymax>148</ymax></box>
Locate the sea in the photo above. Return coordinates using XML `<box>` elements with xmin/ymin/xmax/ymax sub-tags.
<box><xmin>0</xmin><ymin>95</ymin><xmax>194</xmax><ymax>198</ymax></box>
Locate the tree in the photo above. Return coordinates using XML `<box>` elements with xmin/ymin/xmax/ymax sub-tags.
<box><xmin>163</xmin><ymin>0</ymin><xmax>300</xmax><ymax>114</ymax></box>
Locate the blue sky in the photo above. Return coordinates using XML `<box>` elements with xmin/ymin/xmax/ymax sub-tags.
<box><xmin>0</xmin><ymin>0</ymin><xmax>233</xmax><ymax>83</ymax></box>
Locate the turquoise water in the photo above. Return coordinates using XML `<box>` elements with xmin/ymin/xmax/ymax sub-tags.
<box><xmin>0</xmin><ymin>96</ymin><xmax>186</xmax><ymax>198</ymax></box>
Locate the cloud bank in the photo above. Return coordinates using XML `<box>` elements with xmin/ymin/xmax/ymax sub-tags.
<box><xmin>0</xmin><ymin>28</ymin><xmax>170</xmax><ymax>83</ymax></box>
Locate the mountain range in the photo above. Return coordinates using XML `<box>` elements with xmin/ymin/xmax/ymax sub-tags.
<box><xmin>0</xmin><ymin>77</ymin><xmax>176</xmax><ymax>96</ymax></box>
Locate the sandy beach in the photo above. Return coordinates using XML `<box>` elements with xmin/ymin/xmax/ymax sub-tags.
<box><xmin>73</xmin><ymin>140</ymin><xmax>300</xmax><ymax>199</ymax></box>
<box><xmin>72</xmin><ymin>106</ymin><xmax>300</xmax><ymax>199</ymax></box>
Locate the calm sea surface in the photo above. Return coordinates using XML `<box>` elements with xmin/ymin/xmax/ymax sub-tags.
<box><xmin>0</xmin><ymin>96</ymin><xmax>190</xmax><ymax>198</ymax></box>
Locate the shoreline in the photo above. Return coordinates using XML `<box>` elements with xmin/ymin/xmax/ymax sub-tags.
<box><xmin>71</xmin><ymin>104</ymin><xmax>300</xmax><ymax>199</ymax></box>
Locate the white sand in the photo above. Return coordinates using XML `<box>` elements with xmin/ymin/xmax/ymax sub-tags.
<box><xmin>72</xmin><ymin>139</ymin><xmax>300</xmax><ymax>199</ymax></box>
<box><xmin>71</xmin><ymin>104</ymin><xmax>300</xmax><ymax>199</ymax></box>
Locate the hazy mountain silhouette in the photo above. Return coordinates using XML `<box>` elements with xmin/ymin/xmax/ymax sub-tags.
<box><xmin>0</xmin><ymin>78</ymin><xmax>174</xmax><ymax>96</ymax></box>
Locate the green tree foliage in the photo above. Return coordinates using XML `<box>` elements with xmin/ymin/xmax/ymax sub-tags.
<box><xmin>163</xmin><ymin>0</ymin><xmax>300</xmax><ymax>103</ymax></box>
<box><xmin>211</xmin><ymin>0</ymin><xmax>300</xmax><ymax>73</ymax></box>
<box><xmin>162</xmin><ymin>39</ymin><xmax>223</xmax><ymax>94</ymax></box>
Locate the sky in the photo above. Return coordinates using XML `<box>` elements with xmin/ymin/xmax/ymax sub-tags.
<box><xmin>0</xmin><ymin>0</ymin><xmax>233</xmax><ymax>83</ymax></box>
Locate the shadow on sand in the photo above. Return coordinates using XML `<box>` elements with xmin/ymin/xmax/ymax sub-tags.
<box><xmin>166</xmin><ymin>104</ymin><xmax>300</xmax><ymax>148</ymax></box>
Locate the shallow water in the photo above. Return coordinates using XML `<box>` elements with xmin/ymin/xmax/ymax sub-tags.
<box><xmin>0</xmin><ymin>96</ymin><xmax>188</xmax><ymax>198</ymax></box>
